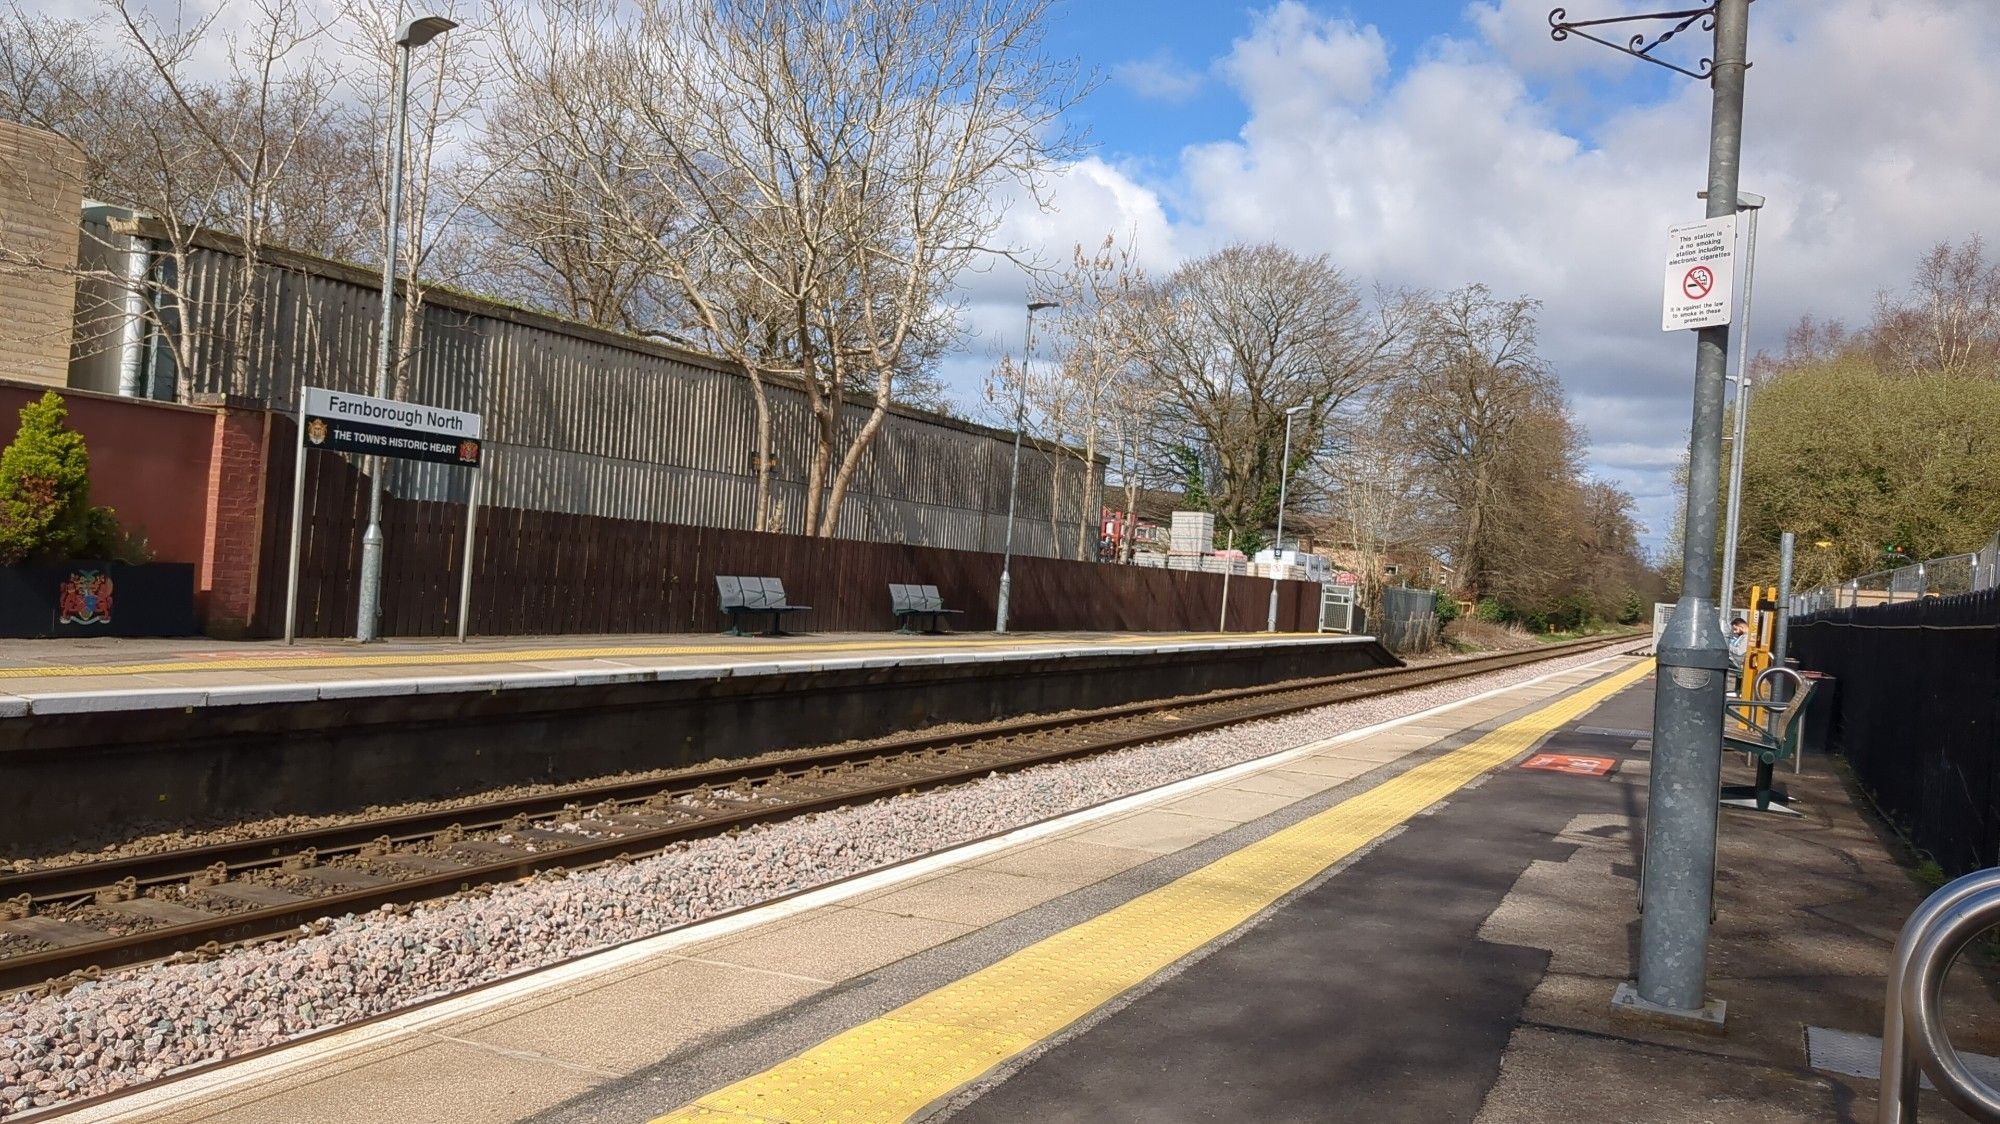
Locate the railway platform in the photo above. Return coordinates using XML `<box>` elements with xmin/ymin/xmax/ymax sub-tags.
<box><xmin>0</xmin><ymin>630</ymin><xmax>1395</xmax><ymax>854</ymax></box>
<box><xmin>46</xmin><ymin>647</ymin><xmax>1991</xmax><ymax>1124</ymax></box>
<box><xmin>0</xmin><ymin>630</ymin><xmax>1385</xmax><ymax>712</ymax></box>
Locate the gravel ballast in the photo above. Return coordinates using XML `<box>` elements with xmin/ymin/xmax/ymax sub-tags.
<box><xmin>0</xmin><ymin>648</ymin><xmax>1633</xmax><ymax>1118</ymax></box>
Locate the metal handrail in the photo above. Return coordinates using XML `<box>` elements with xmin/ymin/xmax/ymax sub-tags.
<box><xmin>1878</xmin><ymin>868</ymin><xmax>2000</xmax><ymax>1122</ymax></box>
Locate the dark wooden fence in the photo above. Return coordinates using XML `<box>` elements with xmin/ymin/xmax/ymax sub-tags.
<box><xmin>257</xmin><ymin>417</ymin><xmax>1324</xmax><ymax>639</ymax></box>
<box><xmin>1790</xmin><ymin>588</ymin><xmax>2000</xmax><ymax>876</ymax></box>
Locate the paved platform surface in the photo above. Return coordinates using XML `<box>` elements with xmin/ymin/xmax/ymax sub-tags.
<box><xmin>62</xmin><ymin>653</ymin><xmax>1994</xmax><ymax>1123</ymax></box>
<box><xmin>0</xmin><ymin>631</ymin><xmax>1376</xmax><ymax>715</ymax></box>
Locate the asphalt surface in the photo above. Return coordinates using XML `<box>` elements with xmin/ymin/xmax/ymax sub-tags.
<box><xmin>943</xmin><ymin>684</ymin><xmax>1656</xmax><ymax>1123</ymax></box>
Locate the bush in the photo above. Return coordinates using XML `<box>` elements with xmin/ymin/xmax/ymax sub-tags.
<box><xmin>1474</xmin><ymin>597</ymin><xmax>1508</xmax><ymax>624</ymax></box>
<box><xmin>0</xmin><ymin>391</ymin><xmax>144</xmax><ymax>564</ymax></box>
<box><xmin>80</xmin><ymin>505</ymin><xmax>152</xmax><ymax>564</ymax></box>
<box><xmin>1432</xmin><ymin>589</ymin><xmax>1460</xmax><ymax>626</ymax></box>
<box><xmin>0</xmin><ymin>391</ymin><xmax>93</xmax><ymax>564</ymax></box>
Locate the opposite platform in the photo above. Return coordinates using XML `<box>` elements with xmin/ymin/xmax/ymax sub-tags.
<box><xmin>0</xmin><ymin>631</ymin><xmax>1396</xmax><ymax>852</ymax></box>
<box><xmin>0</xmin><ymin>631</ymin><xmax>1389</xmax><ymax>717</ymax></box>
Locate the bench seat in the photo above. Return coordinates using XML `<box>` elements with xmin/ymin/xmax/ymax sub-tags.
<box><xmin>890</xmin><ymin>583</ymin><xmax>964</xmax><ymax>634</ymax></box>
<box><xmin>717</xmin><ymin>576</ymin><xmax>811</xmax><ymax>636</ymax></box>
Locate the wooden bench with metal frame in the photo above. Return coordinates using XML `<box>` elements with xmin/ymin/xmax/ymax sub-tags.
<box><xmin>716</xmin><ymin>576</ymin><xmax>811</xmax><ymax>636</ymax></box>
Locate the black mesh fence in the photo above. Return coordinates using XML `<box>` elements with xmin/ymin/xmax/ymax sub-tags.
<box><xmin>1378</xmin><ymin>587</ymin><xmax>1439</xmax><ymax>654</ymax></box>
<box><xmin>1789</xmin><ymin>587</ymin><xmax>2000</xmax><ymax>875</ymax></box>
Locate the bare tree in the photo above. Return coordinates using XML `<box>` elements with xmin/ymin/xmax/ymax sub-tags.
<box><xmin>340</xmin><ymin>0</ymin><xmax>494</xmax><ymax>399</ymax></box>
<box><xmin>1321</xmin><ymin>421</ymin><xmax>1435</xmax><ymax>605</ymax></box>
<box><xmin>493</xmin><ymin>0</ymin><xmax>1089</xmax><ymax>535</ymax></box>
<box><xmin>1124</xmin><ymin>243</ymin><xmax>1403</xmax><ymax>552</ymax></box>
<box><xmin>983</xmin><ymin>236</ymin><xmax>1149</xmax><ymax>559</ymax></box>
<box><xmin>1384</xmin><ymin>284</ymin><xmax>1563</xmax><ymax>600</ymax></box>
<box><xmin>1871</xmin><ymin>236</ymin><xmax>2000</xmax><ymax>378</ymax></box>
<box><xmin>2</xmin><ymin>0</ymin><xmax>364</xmax><ymax>398</ymax></box>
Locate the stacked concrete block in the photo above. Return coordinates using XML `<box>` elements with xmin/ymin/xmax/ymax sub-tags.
<box><xmin>0</xmin><ymin>120</ymin><xmax>86</xmax><ymax>387</ymax></box>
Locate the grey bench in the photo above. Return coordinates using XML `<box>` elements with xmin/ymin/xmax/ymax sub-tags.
<box><xmin>1720</xmin><ymin>667</ymin><xmax>1818</xmax><ymax>811</ymax></box>
<box><xmin>890</xmin><ymin>583</ymin><xmax>963</xmax><ymax>634</ymax></box>
<box><xmin>717</xmin><ymin>576</ymin><xmax>811</xmax><ymax>636</ymax></box>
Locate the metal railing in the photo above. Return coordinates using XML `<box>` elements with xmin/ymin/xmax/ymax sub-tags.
<box><xmin>1793</xmin><ymin>531</ymin><xmax>2000</xmax><ymax>615</ymax></box>
<box><xmin>1878</xmin><ymin>868</ymin><xmax>2000</xmax><ymax>1122</ymax></box>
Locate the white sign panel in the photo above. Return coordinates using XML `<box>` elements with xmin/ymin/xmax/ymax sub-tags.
<box><xmin>1661</xmin><ymin>214</ymin><xmax>1737</xmax><ymax>332</ymax></box>
<box><xmin>304</xmin><ymin>387</ymin><xmax>482</xmax><ymax>439</ymax></box>
<box><xmin>302</xmin><ymin>387</ymin><xmax>483</xmax><ymax>467</ymax></box>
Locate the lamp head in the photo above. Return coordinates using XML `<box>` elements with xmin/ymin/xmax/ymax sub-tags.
<box><xmin>1027</xmin><ymin>300</ymin><xmax>1059</xmax><ymax>313</ymax></box>
<box><xmin>397</xmin><ymin>15</ymin><xmax>457</xmax><ymax>48</ymax></box>
<box><xmin>1284</xmin><ymin>404</ymin><xmax>1309</xmax><ymax>416</ymax></box>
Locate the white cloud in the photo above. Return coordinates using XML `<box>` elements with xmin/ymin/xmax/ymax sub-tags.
<box><xmin>942</xmin><ymin>156</ymin><xmax>1183</xmax><ymax>424</ymax></box>
<box><xmin>1112</xmin><ymin>50</ymin><xmax>1205</xmax><ymax>103</ymax></box>
<box><xmin>987</xmin><ymin>0</ymin><xmax>2000</xmax><ymax>549</ymax></box>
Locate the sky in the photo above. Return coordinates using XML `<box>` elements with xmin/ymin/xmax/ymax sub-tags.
<box><xmin>944</xmin><ymin>0</ymin><xmax>2000</xmax><ymax>552</ymax></box>
<box><xmin>26</xmin><ymin>0</ymin><xmax>1999</xmax><ymax>551</ymax></box>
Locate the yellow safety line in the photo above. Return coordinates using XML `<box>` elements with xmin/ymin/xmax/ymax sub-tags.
<box><xmin>651</xmin><ymin>656</ymin><xmax>1655</xmax><ymax>1124</ymax></box>
<box><xmin>0</xmin><ymin>633</ymin><xmax>1273</xmax><ymax>682</ymax></box>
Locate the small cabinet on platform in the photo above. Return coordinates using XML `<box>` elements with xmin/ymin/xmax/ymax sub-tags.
<box><xmin>0</xmin><ymin>561</ymin><xmax>197</xmax><ymax>638</ymax></box>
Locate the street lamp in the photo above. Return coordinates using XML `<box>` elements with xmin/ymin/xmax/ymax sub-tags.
<box><xmin>1265</xmin><ymin>404</ymin><xmax>1310</xmax><ymax>632</ymax></box>
<box><xmin>996</xmin><ymin>299</ymin><xmax>1058</xmax><ymax>633</ymax></box>
<box><xmin>355</xmin><ymin>13</ymin><xmax>457</xmax><ymax>643</ymax></box>
<box><xmin>1701</xmin><ymin>188</ymin><xmax>1764</xmax><ymax>624</ymax></box>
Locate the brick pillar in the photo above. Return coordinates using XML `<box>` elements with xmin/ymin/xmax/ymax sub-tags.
<box><xmin>193</xmin><ymin>394</ymin><xmax>272</xmax><ymax>638</ymax></box>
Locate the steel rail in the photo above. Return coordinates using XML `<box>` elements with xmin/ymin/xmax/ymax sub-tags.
<box><xmin>1878</xmin><ymin>868</ymin><xmax>2000</xmax><ymax>1123</ymax></box>
<box><xmin>1</xmin><ymin>634</ymin><xmax>1635</xmax><ymax>995</ymax></box>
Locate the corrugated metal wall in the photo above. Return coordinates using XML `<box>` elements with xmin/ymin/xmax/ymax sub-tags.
<box><xmin>135</xmin><ymin>236</ymin><xmax>1095</xmax><ymax>558</ymax></box>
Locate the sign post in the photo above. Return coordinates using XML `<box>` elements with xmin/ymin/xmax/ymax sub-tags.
<box><xmin>1661</xmin><ymin>214</ymin><xmax>1737</xmax><ymax>332</ymax></box>
<box><xmin>285</xmin><ymin>387</ymin><xmax>484</xmax><ymax>643</ymax></box>
<box><xmin>284</xmin><ymin>383</ymin><xmax>309</xmax><ymax>644</ymax></box>
<box><xmin>457</xmin><ymin>469</ymin><xmax>481</xmax><ymax>643</ymax></box>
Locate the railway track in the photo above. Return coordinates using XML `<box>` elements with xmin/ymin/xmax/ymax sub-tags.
<box><xmin>0</xmin><ymin>635</ymin><xmax>1639</xmax><ymax>996</ymax></box>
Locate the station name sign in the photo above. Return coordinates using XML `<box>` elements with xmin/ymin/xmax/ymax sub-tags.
<box><xmin>302</xmin><ymin>387</ymin><xmax>483</xmax><ymax>467</ymax></box>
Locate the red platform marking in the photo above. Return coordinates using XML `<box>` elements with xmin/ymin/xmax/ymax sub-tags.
<box><xmin>1520</xmin><ymin>753</ymin><xmax>1617</xmax><ymax>777</ymax></box>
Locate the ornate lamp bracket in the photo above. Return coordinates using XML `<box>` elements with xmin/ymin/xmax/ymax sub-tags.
<box><xmin>1547</xmin><ymin>3</ymin><xmax>1752</xmax><ymax>80</ymax></box>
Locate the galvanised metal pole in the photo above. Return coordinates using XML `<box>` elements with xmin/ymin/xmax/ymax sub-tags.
<box><xmin>1266</xmin><ymin>406</ymin><xmax>1303</xmax><ymax>632</ymax></box>
<box><xmin>1718</xmin><ymin>201</ymin><xmax>1761</xmax><ymax>621</ymax></box>
<box><xmin>1773</xmin><ymin>531</ymin><xmax>1794</xmax><ymax>668</ymax></box>
<box><xmin>996</xmin><ymin>300</ymin><xmax>1056</xmax><ymax>633</ymax></box>
<box><xmin>1630</xmin><ymin>0</ymin><xmax>1749</xmax><ymax>1023</ymax></box>
<box><xmin>356</xmin><ymin>38</ymin><xmax>414</xmax><ymax>643</ymax></box>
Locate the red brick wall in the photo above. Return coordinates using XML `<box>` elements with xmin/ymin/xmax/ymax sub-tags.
<box><xmin>195</xmin><ymin>396</ymin><xmax>270</xmax><ymax>637</ymax></box>
<box><xmin>0</xmin><ymin>379</ymin><xmax>213</xmax><ymax>565</ymax></box>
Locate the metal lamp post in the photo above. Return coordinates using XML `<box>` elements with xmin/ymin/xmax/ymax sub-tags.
<box><xmin>356</xmin><ymin>13</ymin><xmax>457</xmax><ymax>643</ymax></box>
<box><xmin>1265</xmin><ymin>404</ymin><xmax>1309</xmax><ymax>632</ymax></box>
<box><xmin>1710</xmin><ymin>189</ymin><xmax>1764</xmax><ymax>625</ymax></box>
<box><xmin>1551</xmin><ymin>0</ymin><xmax>1755</xmax><ymax>1026</ymax></box>
<box><xmin>996</xmin><ymin>299</ymin><xmax>1058</xmax><ymax>633</ymax></box>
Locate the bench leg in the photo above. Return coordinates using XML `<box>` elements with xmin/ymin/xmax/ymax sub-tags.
<box><xmin>1720</xmin><ymin>759</ymin><xmax>1791</xmax><ymax>812</ymax></box>
<box><xmin>723</xmin><ymin>610</ymin><xmax>745</xmax><ymax>637</ymax></box>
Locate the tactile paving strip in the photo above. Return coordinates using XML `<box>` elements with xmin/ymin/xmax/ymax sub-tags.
<box><xmin>654</xmin><ymin>657</ymin><xmax>1656</xmax><ymax>1123</ymax></box>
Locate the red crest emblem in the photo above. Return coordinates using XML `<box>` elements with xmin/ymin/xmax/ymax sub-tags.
<box><xmin>59</xmin><ymin>569</ymin><xmax>114</xmax><ymax>625</ymax></box>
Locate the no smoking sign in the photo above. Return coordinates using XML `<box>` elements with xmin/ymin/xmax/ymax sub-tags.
<box><xmin>1662</xmin><ymin>214</ymin><xmax>1736</xmax><ymax>331</ymax></box>
<box><xmin>1682</xmin><ymin>265</ymin><xmax>1714</xmax><ymax>300</ymax></box>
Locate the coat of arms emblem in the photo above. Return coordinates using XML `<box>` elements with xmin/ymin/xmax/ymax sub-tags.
<box><xmin>59</xmin><ymin>569</ymin><xmax>114</xmax><ymax>625</ymax></box>
<box><xmin>457</xmin><ymin>439</ymin><xmax>480</xmax><ymax>464</ymax></box>
<box><xmin>307</xmin><ymin>417</ymin><xmax>328</xmax><ymax>445</ymax></box>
